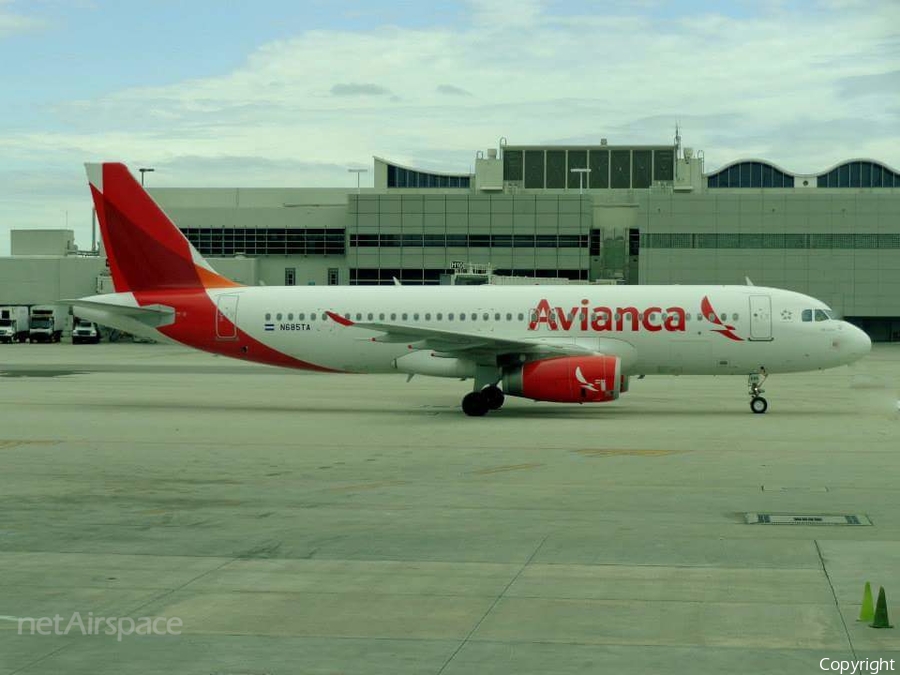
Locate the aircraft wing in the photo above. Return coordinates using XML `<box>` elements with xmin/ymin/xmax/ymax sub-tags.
<box><xmin>324</xmin><ymin>311</ymin><xmax>635</xmax><ymax>362</ymax></box>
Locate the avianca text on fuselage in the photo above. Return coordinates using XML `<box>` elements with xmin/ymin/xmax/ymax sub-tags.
<box><xmin>528</xmin><ymin>298</ymin><xmax>686</xmax><ymax>333</ymax></box>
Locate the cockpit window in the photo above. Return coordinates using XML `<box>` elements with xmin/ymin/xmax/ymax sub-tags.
<box><xmin>803</xmin><ymin>308</ymin><xmax>834</xmax><ymax>322</ymax></box>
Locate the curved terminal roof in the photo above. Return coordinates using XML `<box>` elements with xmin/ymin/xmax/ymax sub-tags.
<box><xmin>375</xmin><ymin>156</ymin><xmax>471</xmax><ymax>189</ymax></box>
<box><xmin>706</xmin><ymin>159</ymin><xmax>900</xmax><ymax>188</ymax></box>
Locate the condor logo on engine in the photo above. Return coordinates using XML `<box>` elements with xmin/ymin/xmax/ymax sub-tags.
<box><xmin>575</xmin><ymin>366</ymin><xmax>605</xmax><ymax>393</ymax></box>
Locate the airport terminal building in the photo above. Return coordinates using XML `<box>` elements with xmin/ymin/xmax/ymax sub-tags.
<box><xmin>2</xmin><ymin>135</ymin><xmax>900</xmax><ymax>340</ymax></box>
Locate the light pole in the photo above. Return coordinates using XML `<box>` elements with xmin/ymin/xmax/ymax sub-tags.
<box><xmin>570</xmin><ymin>167</ymin><xmax>591</xmax><ymax>195</ymax></box>
<box><xmin>348</xmin><ymin>168</ymin><xmax>368</xmax><ymax>194</ymax></box>
<box><xmin>139</xmin><ymin>167</ymin><xmax>155</xmax><ymax>186</ymax></box>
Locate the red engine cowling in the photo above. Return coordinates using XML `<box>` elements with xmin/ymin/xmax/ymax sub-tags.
<box><xmin>502</xmin><ymin>355</ymin><xmax>622</xmax><ymax>403</ymax></box>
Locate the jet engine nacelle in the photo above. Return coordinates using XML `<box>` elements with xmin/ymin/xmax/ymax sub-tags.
<box><xmin>502</xmin><ymin>355</ymin><xmax>622</xmax><ymax>403</ymax></box>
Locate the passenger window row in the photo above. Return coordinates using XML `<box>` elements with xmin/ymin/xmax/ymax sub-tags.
<box><xmin>265</xmin><ymin>312</ymin><xmax>529</xmax><ymax>322</ymax></box>
<box><xmin>263</xmin><ymin>311</ymin><xmax>742</xmax><ymax>323</ymax></box>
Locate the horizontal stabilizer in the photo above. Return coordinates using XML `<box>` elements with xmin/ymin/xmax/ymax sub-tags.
<box><xmin>62</xmin><ymin>298</ymin><xmax>176</xmax><ymax>328</ymax></box>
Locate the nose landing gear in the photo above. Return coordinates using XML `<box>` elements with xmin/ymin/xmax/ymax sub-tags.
<box><xmin>748</xmin><ymin>368</ymin><xmax>768</xmax><ymax>414</ymax></box>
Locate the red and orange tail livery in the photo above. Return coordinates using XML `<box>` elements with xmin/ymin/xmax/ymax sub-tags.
<box><xmin>86</xmin><ymin>163</ymin><xmax>240</xmax><ymax>293</ymax></box>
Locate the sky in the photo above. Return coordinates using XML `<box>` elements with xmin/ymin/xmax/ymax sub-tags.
<box><xmin>0</xmin><ymin>0</ymin><xmax>898</xmax><ymax>253</ymax></box>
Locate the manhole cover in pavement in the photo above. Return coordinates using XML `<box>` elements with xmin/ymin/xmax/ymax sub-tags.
<box><xmin>745</xmin><ymin>513</ymin><xmax>871</xmax><ymax>526</ymax></box>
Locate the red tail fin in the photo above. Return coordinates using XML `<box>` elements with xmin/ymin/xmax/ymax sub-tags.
<box><xmin>86</xmin><ymin>163</ymin><xmax>239</xmax><ymax>293</ymax></box>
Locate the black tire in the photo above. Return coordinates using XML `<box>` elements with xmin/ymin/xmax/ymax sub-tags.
<box><xmin>482</xmin><ymin>385</ymin><xmax>505</xmax><ymax>410</ymax></box>
<box><xmin>462</xmin><ymin>391</ymin><xmax>489</xmax><ymax>417</ymax></box>
<box><xmin>750</xmin><ymin>396</ymin><xmax>768</xmax><ymax>414</ymax></box>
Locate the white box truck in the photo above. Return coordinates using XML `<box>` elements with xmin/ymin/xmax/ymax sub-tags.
<box><xmin>0</xmin><ymin>306</ymin><xmax>29</xmax><ymax>343</ymax></box>
<box><xmin>29</xmin><ymin>305</ymin><xmax>66</xmax><ymax>343</ymax></box>
<box><xmin>72</xmin><ymin>317</ymin><xmax>101</xmax><ymax>344</ymax></box>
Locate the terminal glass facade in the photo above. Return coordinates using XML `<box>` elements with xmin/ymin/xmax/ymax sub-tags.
<box><xmin>502</xmin><ymin>147</ymin><xmax>674</xmax><ymax>189</ymax></box>
<box><xmin>181</xmin><ymin>228</ymin><xmax>346</xmax><ymax>256</ymax></box>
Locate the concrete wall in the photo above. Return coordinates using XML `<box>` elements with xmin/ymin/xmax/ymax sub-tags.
<box><xmin>348</xmin><ymin>193</ymin><xmax>591</xmax><ymax>281</ymax></box>
<box><xmin>638</xmin><ymin>191</ymin><xmax>900</xmax><ymax>318</ymax></box>
<box><xmin>206</xmin><ymin>257</ymin><xmax>259</xmax><ymax>286</ymax></box>
<box><xmin>255</xmin><ymin>257</ymin><xmax>341</xmax><ymax>286</ymax></box>
<box><xmin>11</xmin><ymin>230</ymin><xmax>75</xmax><ymax>256</ymax></box>
<box><xmin>0</xmin><ymin>257</ymin><xmax>106</xmax><ymax>305</ymax></box>
<box><xmin>150</xmin><ymin>187</ymin><xmax>350</xmax><ymax>232</ymax></box>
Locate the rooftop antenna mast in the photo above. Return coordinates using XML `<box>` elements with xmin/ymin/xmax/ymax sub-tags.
<box><xmin>674</xmin><ymin>123</ymin><xmax>682</xmax><ymax>160</ymax></box>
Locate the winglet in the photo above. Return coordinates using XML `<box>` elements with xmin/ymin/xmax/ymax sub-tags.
<box><xmin>745</xmin><ymin>276</ymin><xmax>755</xmax><ymax>286</ymax></box>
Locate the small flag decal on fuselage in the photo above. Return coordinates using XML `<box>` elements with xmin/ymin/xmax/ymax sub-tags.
<box><xmin>264</xmin><ymin>323</ymin><xmax>275</xmax><ymax>331</ymax></box>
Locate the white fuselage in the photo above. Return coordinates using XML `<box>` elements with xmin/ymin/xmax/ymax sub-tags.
<box><xmin>80</xmin><ymin>284</ymin><xmax>872</xmax><ymax>377</ymax></box>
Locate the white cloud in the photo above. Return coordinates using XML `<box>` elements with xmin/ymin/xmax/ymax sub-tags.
<box><xmin>0</xmin><ymin>0</ymin><xmax>43</xmax><ymax>37</ymax></box>
<box><xmin>1</xmin><ymin>1</ymin><xmax>899</xmax><ymax>252</ymax></box>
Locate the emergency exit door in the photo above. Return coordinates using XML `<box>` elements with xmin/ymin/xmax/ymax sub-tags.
<box><xmin>216</xmin><ymin>294</ymin><xmax>239</xmax><ymax>341</ymax></box>
<box><xmin>749</xmin><ymin>295</ymin><xmax>773</xmax><ymax>341</ymax></box>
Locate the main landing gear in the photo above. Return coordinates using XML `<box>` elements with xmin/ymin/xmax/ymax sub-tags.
<box><xmin>462</xmin><ymin>385</ymin><xmax>505</xmax><ymax>417</ymax></box>
<box><xmin>748</xmin><ymin>368</ymin><xmax>768</xmax><ymax>414</ymax></box>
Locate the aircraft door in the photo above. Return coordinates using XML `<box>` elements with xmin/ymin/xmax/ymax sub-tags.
<box><xmin>482</xmin><ymin>308</ymin><xmax>496</xmax><ymax>334</ymax></box>
<box><xmin>749</xmin><ymin>295</ymin><xmax>773</xmax><ymax>341</ymax></box>
<box><xmin>216</xmin><ymin>294</ymin><xmax>239</xmax><ymax>341</ymax></box>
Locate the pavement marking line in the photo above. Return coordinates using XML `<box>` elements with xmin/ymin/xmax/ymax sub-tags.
<box><xmin>436</xmin><ymin>534</ymin><xmax>549</xmax><ymax>675</ymax></box>
<box><xmin>574</xmin><ymin>449</ymin><xmax>677</xmax><ymax>457</ymax></box>
<box><xmin>0</xmin><ymin>440</ymin><xmax>60</xmax><ymax>450</ymax></box>
<box><xmin>9</xmin><ymin>644</ymin><xmax>74</xmax><ymax>675</ymax></box>
<box><xmin>327</xmin><ymin>480</ymin><xmax>409</xmax><ymax>492</ymax></box>
<box><xmin>469</xmin><ymin>463</ymin><xmax>544</xmax><ymax>475</ymax></box>
<box><xmin>761</xmin><ymin>485</ymin><xmax>829</xmax><ymax>492</ymax></box>
<box><xmin>814</xmin><ymin>539</ymin><xmax>857</xmax><ymax>660</ymax></box>
<box><xmin>122</xmin><ymin>557</ymin><xmax>240</xmax><ymax>621</ymax></box>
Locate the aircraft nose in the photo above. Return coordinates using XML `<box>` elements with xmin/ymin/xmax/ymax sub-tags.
<box><xmin>841</xmin><ymin>322</ymin><xmax>872</xmax><ymax>361</ymax></box>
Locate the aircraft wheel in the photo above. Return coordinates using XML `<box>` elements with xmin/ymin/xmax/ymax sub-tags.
<box><xmin>482</xmin><ymin>385</ymin><xmax>505</xmax><ymax>410</ymax></box>
<box><xmin>750</xmin><ymin>396</ymin><xmax>768</xmax><ymax>414</ymax></box>
<box><xmin>462</xmin><ymin>391</ymin><xmax>489</xmax><ymax>417</ymax></box>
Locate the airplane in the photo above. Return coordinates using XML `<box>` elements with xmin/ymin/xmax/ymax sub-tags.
<box><xmin>69</xmin><ymin>163</ymin><xmax>872</xmax><ymax>416</ymax></box>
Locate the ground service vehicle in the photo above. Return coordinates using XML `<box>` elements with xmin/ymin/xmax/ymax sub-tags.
<box><xmin>72</xmin><ymin>318</ymin><xmax>101</xmax><ymax>344</ymax></box>
<box><xmin>0</xmin><ymin>306</ymin><xmax>29</xmax><ymax>343</ymax></box>
<box><xmin>29</xmin><ymin>305</ymin><xmax>65</xmax><ymax>343</ymax></box>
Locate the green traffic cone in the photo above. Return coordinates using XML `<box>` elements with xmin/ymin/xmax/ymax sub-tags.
<box><xmin>858</xmin><ymin>581</ymin><xmax>875</xmax><ymax>622</ymax></box>
<box><xmin>871</xmin><ymin>587</ymin><xmax>893</xmax><ymax>629</ymax></box>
